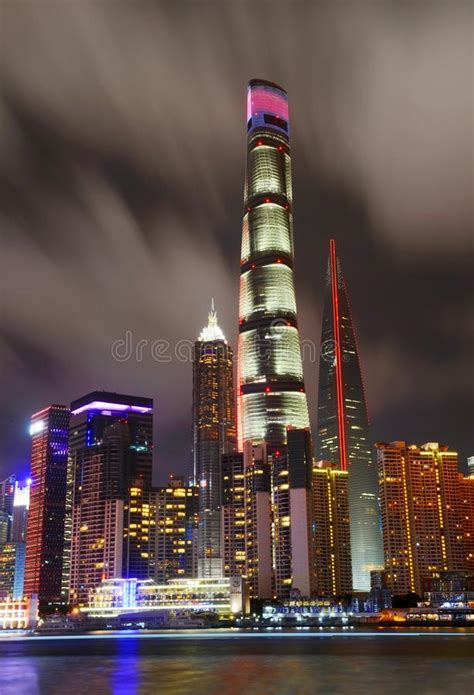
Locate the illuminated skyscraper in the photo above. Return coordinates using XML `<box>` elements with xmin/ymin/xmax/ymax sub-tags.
<box><xmin>377</xmin><ymin>441</ymin><xmax>464</xmax><ymax>595</ymax></box>
<box><xmin>243</xmin><ymin>442</ymin><xmax>272</xmax><ymax>599</ymax></box>
<box><xmin>238</xmin><ymin>79</ymin><xmax>309</xmax><ymax>450</ymax></box>
<box><xmin>459</xmin><ymin>472</ymin><xmax>474</xmax><ymax>571</ymax></box>
<box><xmin>193</xmin><ymin>303</ymin><xmax>236</xmax><ymax>577</ymax></box>
<box><xmin>310</xmin><ymin>461</ymin><xmax>352</xmax><ymax>597</ymax></box>
<box><xmin>221</xmin><ymin>453</ymin><xmax>246</xmax><ymax>578</ymax></box>
<box><xmin>272</xmin><ymin>429</ymin><xmax>313</xmax><ymax>598</ymax></box>
<box><xmin>67</xmin><ymin>391</ymin><xmax>153</xmax><ymax>605</ymax></box>
<box><xmin>0</xmin><ymin>475</ymin><xmax>16</xmax><ymax>542</ymax></box>
<box><xmin>24</xmin><ymin>405</ymin><xmax>70</xmax><ymax>602</ymax></box>
<box><xmin>11</xmin><ymin>479</ymin><xmax>30</xmax><ymax>543</ymax></box>
<box><xmin>316</xmin><ymin>239</ymin><xmax>383</xmax><ymax>590</ymax></box>
<box><xmin>0</xmin><ymin>542</ymin><xmax>26</xmax><ymax>599</ymax></box>
<box><xmin>155</xmin><ymin>476</ymin><xmax>199</xmax><ymax>583</ymax></box>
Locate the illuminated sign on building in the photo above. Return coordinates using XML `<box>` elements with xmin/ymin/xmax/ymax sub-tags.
<box><xmin>29</xmin><ymin>420</ymin><xmax>45</xmax><ymax>436</ymax></box>
<box><xmin>13</xmin><ymin>480</ymin><xmax>31</xmax><ymax>509</ymax></box>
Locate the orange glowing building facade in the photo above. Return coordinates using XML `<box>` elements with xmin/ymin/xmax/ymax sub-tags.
<box><xmin>377</xmin><ymin>442</ymin><xmax>465</xmax><ymax>596</ymax></box>
<box><xmin>459</xmin><ymin>472</ymin><xmax>474</xmax><ymax>572</ymax></box>
<box><xmin>310</xmin><ymin>461</ymin><xmax>352</xmax><ymax>597</ymax></box>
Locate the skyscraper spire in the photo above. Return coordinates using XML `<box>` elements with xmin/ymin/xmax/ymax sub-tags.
<box><xmin>198</xmin><ymin>299</ymin><xmax>226</xmax><ymax>343</ymax></box>
<box><xmin>316</xmin><ymin>239</ymin><xmax>383</xmax><ymax>590</ymax></box>
<box><xmin>237</xmin><ymin>79</ymin><xmax>309</xmax><ymax>449</ymax></box>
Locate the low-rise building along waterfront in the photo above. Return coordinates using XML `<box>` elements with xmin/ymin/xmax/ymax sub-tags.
<box><xmin>81</xmin><ymin>576</ymin><xmax>248</xmax><ymax>620</ymax></box>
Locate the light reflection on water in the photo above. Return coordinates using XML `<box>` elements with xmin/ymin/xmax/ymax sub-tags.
<box><xmin>0</xmin><ymin>634</ymin><xmax>472</xmax><ymax>695</ymax></box>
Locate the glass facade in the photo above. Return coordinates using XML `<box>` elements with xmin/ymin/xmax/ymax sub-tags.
<box><xmin>67</xmin><ymin>392</ymin><xmax>153</xmax><ymax>605</ymax></box>
<box><xmin>316</xmin><ymin>240</ymin><xmax>383</xmax><ymax>590</ymax></box>
<box><xmin>238</xmin><ymin>80</ymin><xmax>309</xmax><ymax>449</ymax></box>
<box><xmin>25</xmin><ymin>405</ymin><xmax>70</xmax><ymax>603</ymax></box>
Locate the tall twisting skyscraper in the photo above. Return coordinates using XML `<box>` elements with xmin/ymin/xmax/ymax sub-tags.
<box><xmin>193</xmin><ymin>303</ymin><xmax>236</xmax><ymax>577</ymax></box>
<box><xmin>316</xmin><ymin>240</ymin><xmax>383</xmax><ymax>590</ymax></box>
<box><xmin>238</xmin><ymin>79</ymin><xmax>309</xmax><ymax>450</ymax></box>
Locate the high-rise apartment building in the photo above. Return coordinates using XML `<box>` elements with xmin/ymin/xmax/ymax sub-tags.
<box><xmin>316</xmin><ymin>239</ymin><xmax>383</xmax><ymax>590</ymax></box>
<box><xmin>67</xmin><ymin>392</ymin><xmax>153</xmax><ymax>605</ymax></box>
<box><xmin>459</xmin><ymin>472</ymin><xmax>474</xmax><ymax>572</ymax></box>
<box><xmin>310</xmin><ymin>461</ymin><xmax>352</xmax><ymax>597</ymax></box>
<box><xmin>377</xmin><ymin>442</ymin><xmax>465</xmax><ymax>595</ymax></box>
<box><xmin>193</xmin><ymin>304</ymin><xmax>236</xmax><ymax>578</ymax></box>
<box><xmin>155</xmin><ymin>476</ymin><xmax>199</xmax><ymax>583</ymax></box>
<box><xmin>221</xmin><ymin>453</ymin><xmax>246</xmax><ymax>579</ymax></box>
<box><xmin>238</xmin><ymin>79</ymin><xmax>309</xmax><ymax>450</ymax></box>
<box><xmin>24</xmin><ymin>405</ymin><xmax>70</xmax><ymax>602</ymax></box>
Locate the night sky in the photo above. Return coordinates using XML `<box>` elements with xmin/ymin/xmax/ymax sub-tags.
<box><xmin>1</xmin><ymin>2</ymin><xmax>472</xmax><ymax>483</ymax></box>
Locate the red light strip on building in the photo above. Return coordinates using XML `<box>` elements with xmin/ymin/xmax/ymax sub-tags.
<box><xmin>330</xmin><ymin>239</ymin><xmax>347</xmax><ymax>472</ymax></box>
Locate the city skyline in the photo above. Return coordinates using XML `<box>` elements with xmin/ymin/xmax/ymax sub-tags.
<box><xmin>0</xmin><ymin>3</ymin><xmax>472</xmax><ymax>692</ymax></box>
<box><xmin>1</xmin><ymin>2</ymin><xmax>472</xmax><ymax>483</ymax></box>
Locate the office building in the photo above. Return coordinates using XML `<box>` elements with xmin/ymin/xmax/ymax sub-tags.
<box><xmin>237</xmin><ymin>79</ymin><xmax>309</xmax><ymax>450</ymax></box>
<box><xmin>316</xmin><ymin>239</ymin><xmax>383</xmax><ymax>590</ymax></box>
<box><xmin>0</xmin><ymin>475</ymin><xmax>16</xmax><ymax>541</ymax></box>
<box><xmin>0</xmin><ymin>542</ymin><xmax>26</xmax><ymax>599</ymax></box>
<box><xmin>0</xmin><ymin>512</ymin><xmax>8</xmax><ymax>545</ymax></box>
<box><xmin>67</xmin><ymin>392</ymin><xmax>153</xmax><ymax>605</ymax></box>
<box><xmin>459</xmin><ymin>472</ymin><xmax>474</xmax><ymax>571</ymax></box>
<box><xmin>61</xmin><ymin>456</ymin><xmax>73</xmax><ymax>601</ymax></box>
<box><xmin>193</xmin><ymin>303</ymin><xmax>236</xmax><ymax>577</ymax></box>
<box><xmin>11</xmin><ymin>479</ymin><xmax>30</xmax><ymax>543</ymax></box>
<box><xmin>24</xmin><ymin>405</ymin><xmax>70</xmax><ymax>603</ymax></box>
<box><xmin>155</xmin><ymin>476</ymin><xmax>199</xmax><ymax>583</ymax></box>
<box><xmin>0</xmin><ymin>543</ymin><xmax>17</xmax><ymax>597</ymax></box>
<box><xmin>311</xmin><ymin>461</ymin><xmax>352</xmax><ymax>597</ymax></box>
<box><xmin>244</xmin><ymin>442</ymin><xmax>272</xmax><ymax>598</ymax></box>
<box><xmin>272</xmin><ymin>428</ymin><xmax>313</xmax><ymax>598</ymax></box>
<box><xmin>467</xmin><ymin>457</ymin><xmax>474</xmax><ymax>477</ymax></box>
<box><xmin>377</xmin><ymin>442</ymin><xmax>465</xmax><ymax>595</ymax></box>
<box><xmin>221</xmin><ymin>453</ymin><xmax>246</xmax><ymax>579</ymax></box>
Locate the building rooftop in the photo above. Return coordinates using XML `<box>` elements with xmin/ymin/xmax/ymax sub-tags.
<box><xmin>198</xmin><ymin>299</ymin><xmax>226</xmax><ymax>343</ymax></box>
<box><xmin>70</xmin><ymin>391</ymin><xmax>153</xmax><ymax>415</ymax></box>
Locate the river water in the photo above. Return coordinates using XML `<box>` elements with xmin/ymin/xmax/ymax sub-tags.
<box><xmin>0</xmin><ymin>629</ymin><xmax>472</xmax><ymax>694</ymax></box>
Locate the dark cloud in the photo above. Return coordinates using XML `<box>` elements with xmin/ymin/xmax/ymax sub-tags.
<box><xmin>1</xmin><ymin>1</ymin><xmax>472</xmax><ymax>480</ymax></box>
